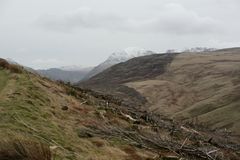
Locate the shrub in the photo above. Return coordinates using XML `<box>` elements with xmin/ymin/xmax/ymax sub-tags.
<box><xmin>66</xmin><ymin>88</ymin><xmax>78</xmax><ymax>97</ymax></box>
<box><xmin>91</xmin><ymin>139</ymin><xmax>105</xmax><ymax>147</ymax></box>
<box><xmin>8</xmin><ymin>64</ymin><xmax>22</xmax><ymax>73</ymax></box>
<box><xmin>76</xmin><ymin>127</ymin><xmax>94</xmax><ymax>138</ymax></box>
<box><xmin>0</xmin><ymin>58</ymin><xmax>9</xmax><ymax>69</ymax></box>
<box><xmin>0</xmin><ymin>58</ymin><xmax>22</xmax><ymax>73</ymax></box>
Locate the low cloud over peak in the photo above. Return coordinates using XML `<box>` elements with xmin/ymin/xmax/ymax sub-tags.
<box><xmin>1</xmin><ymin>0</ymin><xmax>239</xmax><ymax>69</ymax></box>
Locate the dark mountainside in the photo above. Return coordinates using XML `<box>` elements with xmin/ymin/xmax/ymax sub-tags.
<box><xmin>79</xmin><ymin>53</ymin><xmax>178</xmax><ymax>107</ymax></box>
<box><xmin>38</xmin><ymin>67</ymin><xmax>92</xmax><ymax>84</ymax></box>
<box><xmin>1</xmin><ymin>58</ymin><xmax>240</xmax><ymax>159</ymax></box>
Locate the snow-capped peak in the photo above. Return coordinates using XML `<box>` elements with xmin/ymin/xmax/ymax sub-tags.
<box><xmin>83</xmin><ymin>47</ymin><xmax>156</xmax><ymax>80</ymax></box>
<box><xmin>107</xmin><ymin>47</ymin><xmax>152</xmax><ymax>61</ymax></box>
<box><xmin>124</xmin><ymin>47</ymin><xmax>148</xmax><ymax>57</ymax></box>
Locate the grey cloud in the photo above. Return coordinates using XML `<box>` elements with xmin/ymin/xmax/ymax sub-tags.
<box><xmin>1</xmin><ymin>0</ymin><xmax>239</xmax><ymax>69</ymax></box>
<box><xmin>38</xmin><ymin>7</ymin><xmax>128</xmax><ymax>32</ymax></box>
<box><xmin>0</xmin><ymin>0</ymin><xmax>6</xmax><ymax>5</ymax></box>
<box><xmin>149</xmin><ymin>3</ymin><xmax>220</xmax><ymax>34</ymax></box>
<box><xmin>38</xmin><ymin>3</ymin><xmax>220</xmax><ymax>35</ymax></box>
<box><xmin>0</xmin><ymin>0</ymin><xmax>7</xmax><ymax>10</ymax></box>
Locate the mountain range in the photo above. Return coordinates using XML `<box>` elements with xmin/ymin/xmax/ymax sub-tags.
<box><xmin>78</xmin><ymin>48</ymin><xmax>240</xmax><ymax>136</ymax></box>
<box><xmin>83</xmin><ymin>47</ymin><xmax>156</xmax><ymax>80</ymax></box>
<box><xmin>37</xmin><ymin>66</ymin><xmax>93</xmax><ymax>84</ymax></box>
<box><xmin>35</xmin><ymin>47</ymin><xmax>216</xmax><ymax>83</ymax></box>
<box><xmin>35</xmin><ymin>47</ymin><xmax>155</xmax><ymax>83</ymax></box>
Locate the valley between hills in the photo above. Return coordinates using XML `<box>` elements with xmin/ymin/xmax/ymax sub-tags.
<box><xmin>79</xmin><ymin>48</ymin><xmax>240</xmax><ymax>137</ymax></box>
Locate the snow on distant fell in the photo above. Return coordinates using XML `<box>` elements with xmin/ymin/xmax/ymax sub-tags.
<box><xmin>108</xmin><ymin>47</ymin><xmax>151</xmax><ymax>61</ymax></box>
<box><xmin>83</xmin><ymin>47</ymin><xmax>156</xmax><ymax>80</ymax></box>
<box><xmin>102</xmin><ymin>47</ymin><xmax>155</xmax><ymax>67</ymax></box>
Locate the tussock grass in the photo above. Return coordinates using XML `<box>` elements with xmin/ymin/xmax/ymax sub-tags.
<box><xmin>0</xmin><ymin>70</ymin><xmax>8</xmax><ymax>91</ymax></box>
<box><xmin>0</xmin><ymin>138</ymin><xmax>51</xmax><ymax>160</ymax></box>
<box><xmin>0</xmin><ymin>68</ymin><xmax>137</xmax><ymax>159</ymax></box>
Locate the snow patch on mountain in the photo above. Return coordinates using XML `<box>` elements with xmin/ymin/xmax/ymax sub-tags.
<box><xmin>83</xmin><ymin>47</ymin><xmax>156</xmax><ymax>80</ymax></box>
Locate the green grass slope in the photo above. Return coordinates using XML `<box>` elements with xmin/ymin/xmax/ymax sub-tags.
<box><xmin>0</xmin><ymin>66</ymin><xmax>157</xmax><ymax>160</ymax></box>
<box><xmin>0</xmin><ymin>70</ymin><xmax>8</xmax><ymax>91</ymax></box>
<box><xmin>1</xmin><ymin>58</ymin><xmax>240</xmax><ymax>160</ymax></box>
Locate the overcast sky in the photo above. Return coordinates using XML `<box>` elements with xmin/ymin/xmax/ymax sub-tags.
<box><xmin>0</xmin><ymin>0</ymin><xmax>240</xmax><ymax>69</ymax></box>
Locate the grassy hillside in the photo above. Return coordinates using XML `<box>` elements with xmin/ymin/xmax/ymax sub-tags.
<box><xmin>127</xmin><ymin>49</ymin><xmax>240</xmax><ymax>134</ymax></box>
<box><xmin>79</xmin><ymin>53</ymin><xmax>177</xmax><ymax>107</ymax></box>
<box><xmin>1</xmin><ymin>58</ymin><xmax>240</xmax><ymax>160</ymax></box>
<box><xmin>0</xmin><ymin>63</ymin><xmax>156</xmax><ymax>159</ymax></box>
<box><xmin>79</xmin><ymin>48</ymin><xmax>240</xmax><ymax>136</ymax></box>
<box><xmin>0</xmin><ymin>70</ymin><xmax>8</xmax><ymax>91</ymax></box>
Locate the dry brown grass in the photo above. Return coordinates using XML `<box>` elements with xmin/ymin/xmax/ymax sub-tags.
<box><xmin>122</xmin><ymin>146</ymin><xmax>142</xmax><ymax>160</ymax></box>
<box><xmin>0</xmin><ymin>139</ymin><xmax>51</xmax><ymax>160</ymax></box>
<box><xmin>91</xmin><ymin>138</ymin><xmax>105</xmax><ymax>147</ymax></box>
<box><xmin>126</xmin><ymin>50</ymin><xmax>240</xmax><ymax>135</ymax></box>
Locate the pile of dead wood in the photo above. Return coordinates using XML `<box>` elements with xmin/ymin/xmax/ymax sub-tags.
<box><xmin>81</xmin><ymin>121</ymin><xmax>240</xmax><ymax>160</ymax></box>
